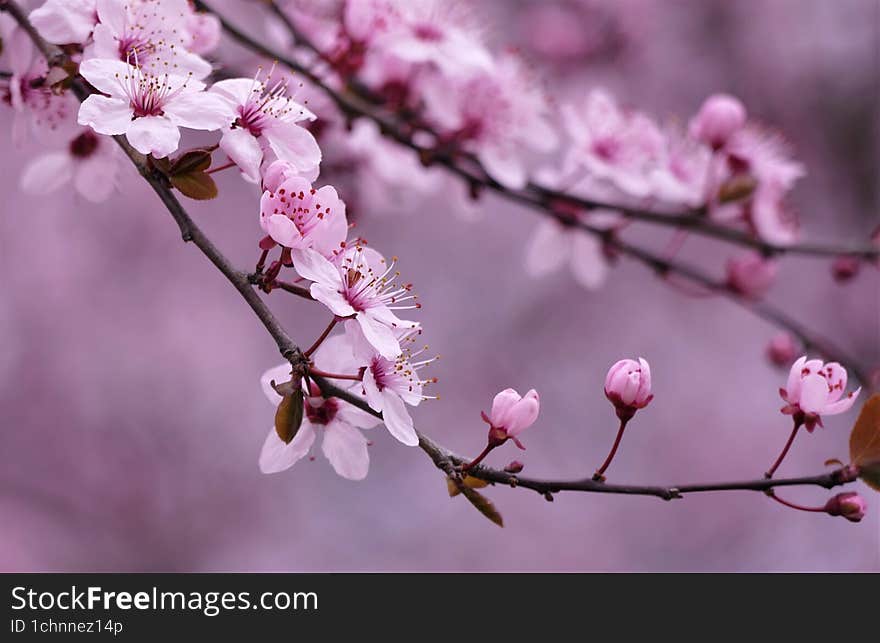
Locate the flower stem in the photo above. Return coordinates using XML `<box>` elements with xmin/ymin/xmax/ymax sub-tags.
<box><xmin>593</xmin><ymin>418</ymin><xmax>630</xmax><ymax>481</ymax></box>
<box><xmin>767</xmin><ymin>492</ymin><xmax>824</xmax><ymax>513</ymax></box>
<box><xmin>206</xmin><ymin>160</ymin><xmax>237</xmax><ymax>174</ymax></box>
<box><xmin>765</xmin><ymin>419</ymin><xmax>802</xmax><ymax>478</ymax></box>
<box><xmin>255</xmin><ymin>248</ymin><xmax>270</xmax><ymax>273</ymax></box>
<box><xmin>462</xmin><ymin>444</ymin><xmax>496</xmax><ymax>473</ymax></box>
<box><xmin>304</xmin><ymin>317</ymin><xmax>339</xmax><ymax>357</ymax></box>
<box><xmin>309</xmin><ymin>367</ymin><xmax>362</xmax><ymax>381</ymax></box>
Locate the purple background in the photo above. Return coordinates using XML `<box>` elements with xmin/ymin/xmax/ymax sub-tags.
<box><xmin>1</xmin><ymin>0</ymin><xmax>878</xmax><ymax>571</ymax></box>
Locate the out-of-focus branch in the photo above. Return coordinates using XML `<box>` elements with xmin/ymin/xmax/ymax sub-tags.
<box><xmin>196</xmin><ymin>0</ymin><xmax>872</xmax><ymax>386</ymax></box>
<box><xmin>211</xmin><ymin>0</ymin><xmax>879</xmax><ymax>261</ymax></box>
<box><xmin>1</xmin><ymin>1</ymin><xmax>863</xmax><ymax>520</ymax></box>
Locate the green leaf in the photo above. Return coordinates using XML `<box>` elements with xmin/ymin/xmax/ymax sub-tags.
<box><xmin>170</xmin><ymin>170</ymin><xmax>218</xmax><ymax>200</ymax></box>
<box><xmin>274</xmin><ymin>388</ymin><xmax>304</xmax><ymax>444</ymax></box>
<box><xmin>169</xmin><ymin>148</ymin><xmax>213</xmax><ymax>175</ymax></box>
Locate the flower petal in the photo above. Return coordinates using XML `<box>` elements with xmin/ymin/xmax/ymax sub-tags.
<box><xmin>381</xmin><ymin>389</ymin><xmax>419</xmax><ymax>446</ymax></box>
<box><xmin>321</xmin><ymin>421</ymin><xmax>369</xmax><ymax>480</ymax></box>
<box><xmin>77</xmin><ymin>95</ymin><xmax>133</xmax><ymax>135</ymax></box>
<box><xmin>163</xmin><ymin>91</ymin><xmax>231</xmax><ymax>131</ymax></box>
<box><xmin>260</xmin><ymin>363</ymin><xmax>293</xmax><ymax>404</ymax></box>
<box><xmin>569</xmin><ymin>232</ymin><xmax>608</xmax><ymax>290</ymax></box>
<box><xmin>219</xmin><ymin>128</ymin><xmax>263</xmax><ymax>182</ymax></box>
<box><xmin>357</xmin><ymin>313</ymin><xmax>401</xmax><ymax>360</ymax></box>
<box><xmin>20</xmin><ymin>152</ymin><xmax>73</xmax><ymax>194</ymax></box>
<box><xmin>125</xmin><ymin>116</ymin><xmax>180</xmax><ymax>158</ymax></box>
<box><xmin>524</xmin><ymin>220</ymin><xmax>569</xmax><ymax>277</ymax></box>
<box><xmin>291</xmin><ymin>247</ymin><xmax>342</xmax><ymax>286</ymax></box>
<box><xmin>78</xmin><ymin>58</ymin><xmax>132</xmax><ymax>97</ymax></box>
<box><xmin>258</xmin><ymin>422</ymin><xmax>316</xmax><ymax>474</ymax></box>
<box><xmin>799</xmin><ymin>373</ymin><xmax>830</xmax><ymax>415</ymax></box>
<box><xmin>265</xmin><ymin>121</ymin><xmax>322</xmax><ymax>172</ymax></box>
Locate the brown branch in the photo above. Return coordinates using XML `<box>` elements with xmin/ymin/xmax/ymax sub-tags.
<box><xmin>2</xmin><ymin>0</ymin><xmax>863</xmax><ymax>515</ymax></box>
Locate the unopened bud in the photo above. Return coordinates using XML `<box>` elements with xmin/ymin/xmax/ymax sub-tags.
<box><xmin>504</xmin><ymin>460</ymin><xmax>524</xmax><ymax>474</ymax></box>
<box><xmin>824</xmin><ymin>492</ymin><xmax>867</xmax><ymax>523</ymax></box>
<box><xmin>831</xmin><ymin>255</ymin><xmax>860</xmax><ymax>283</ymax></box>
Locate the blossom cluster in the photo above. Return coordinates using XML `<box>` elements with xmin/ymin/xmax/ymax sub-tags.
<box><xmin>1</xmin><ymin>1</ymin><xmax>871</xmax><ymax>522</ymax></box>
<box><xmin>269</xmin><ymin>0</ymin><xmax>807</xmax><ymax>297</ymax></box>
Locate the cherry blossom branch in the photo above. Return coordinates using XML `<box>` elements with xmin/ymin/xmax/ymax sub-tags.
<box><xmin>310</xmin><ymin>375</ymin><xmax>860</xmax><ymax>500</ymax></box>
<box><xmin>197</xmin><ymin>0</ymin><xmax>873</xmax><ymax>385</ymax></box>
<box><xmin>208</xmin><ymin>0</ymin><xmax>879</xmax><ymax>262</ymax></box>
<box><xmin>2</xmin><ymin>0</ymin><xmax>864</xmax><ymax>517</ymax></box>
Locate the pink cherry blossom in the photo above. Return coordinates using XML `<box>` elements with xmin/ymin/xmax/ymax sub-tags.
<box><xmin>561</xmin><ymin>89</ymin><xmax>668</xmax><ymax>200</ymax></box>
<box><xmin>371</xmin><ymin>0</ymin><xmax>493</xmax><ymax>78</ymax></box>
<box><xmin>689</xmin><ymin>94</ymin><xmax>747</xmax><ymax>150</ymax></box>
<box><xmin>260</xmin><ymin>158</ymin><xmax>320</xmax><ymax>192</ymax></box>
<box><xmin>20</xmin><ymin>129</ymin><xmax>120</xmax><ymax>203</ymax></box>
<box><xmin>184</xmin><ymin>10</ymin><xmax>221</xmax><ymax>56</ymax></box>
<box><xmin>346</xmin><ymin>322</ymin><xmax>436</xmax><ymax>447</ymax></box>
<box><xmin>726</xmin><ymin>251</ymin><xmax>778</xmax><ymax>299</ymax></box>
<box><xmin>421</xmin><ymin>52</ymin><xmax>557</xmax><ymax>189</ymax></box>
<box><xmin>721</xmin><ymin>126</ymin><xmax>805</xmax><ymax>245</ymax></box>
<box><xmin>76</xmin><ymin>58</ymin><xmax>229</xmax><ymax>158</ymax></box>
<box><xmin>779</xmin><ymin>356</ymin><xmax>861</xmax><ymax>431</ymax></box>
<box><xmin>84</xmin><ymin>0</ymin><xmax>212</xmax><ymax>79</ymax></box>
<box><xmin>524</xmin><ymin>209</ymin><xmax>621</xmax><ymax>291</ymax></box>
<box><xmin>258</xmin><ymin>335</ymin><xmax>379</xmax><ymax>480</ymax></box>
<box><xmin>0</xmin><ymin>16</ymin><xmax>74</xmax><ymax>144</ymax></box>
<box><xmin>482</xmin><ymin>388</ymin><xmax>540</xmax><ymax>449</ymax></box>
<box><xmin>210</xmin><ymin>71</ymin><xmax>321</xmax><ymax>183</ymax></box>
<box><xmin>291</xmin><ymin>244</ymin><xmax>420</xmax><ymax>360</ymax></box>
<box><xmin>29</xmin><ymin>0</ymin><xmax>98</xmax><ymax>45</ymax></box>
<box><xmin>824</xmin><ymin>492</ymin><xmax>867</xmax><ymax>523</ymax></box>
<box><xmin>259</xmin><ymin>176</ymin><xmax>348</xmax><ymax>258</ymax></box>
<box><xmin>766</xmin><ymin>332</ymin><xmax>798</xmax><ymax>368</ymax></box>
<box><xmin>604</xmin><ymin>358</ymin><xmax>653</xmax><ymax>419</ymax></box>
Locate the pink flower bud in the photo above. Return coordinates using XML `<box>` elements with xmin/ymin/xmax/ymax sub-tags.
<box><xmin>726</xmin><ymin>252</ymin><xmax>777</xmax><ymax>299</ymax></box>
<box><xmin>824</xmin><ymin>492</ymin><xmax>867</xmax><ymax>522</ymax></box>
<box><xmin>689</xmin><ymin>94</ymin><xmax>747</xmax><ymax>149</ymax></box>
<box><xmin>766</xmin><ymin>332</ymin><xmax>797</xmax><ymax>368</ymax></box>
<box><xmin>504</xmin><ymin>460</ymin><xmax>525</xmax><ymax>473</ymax></box>
<box><xmin>831</xmin><ymin>255</ymin><xmax>860</xmax><ymax>283</ymax></box>
<box><xmin>604</xmin><ymin>358</ymin><xmax>653</xmax><ymax>419</ymax></box>
<box><xmin>779</xmin><ymin>356</ymin><xmax>861</xmax><ymax>431</ymax></box>
<box><xmin>483</xmin><ymin>388</ymin><xmax>540</xmax><ymax>448</ymax></box>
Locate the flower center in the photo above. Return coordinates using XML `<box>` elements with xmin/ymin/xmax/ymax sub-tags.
<box><xmin>413</xmin><ymin>23</ymin><xmax>444</xmax><ymax>42</ymax></box>
<box><xmin>69</xmin><ymin>131</ymin><xmax>100</xmax><ymax>159</ymax></box>
<box><xmin>305</xmin><ymin>397</ymin><xmax>339</xmax><ymax>425</ymax></box>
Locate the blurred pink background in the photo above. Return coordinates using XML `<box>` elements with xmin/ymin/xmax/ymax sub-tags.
<box><xmin>1</xmin><ymin>0</ymin><xmax>878</xmax><ymax>571</ymax></box>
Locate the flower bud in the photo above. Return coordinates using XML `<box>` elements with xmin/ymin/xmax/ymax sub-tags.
<box><xmin>831</xmin><ymin>255</ymin><xmax>860</xmax><ymax>283</ymax></box>
<box><xmin>504</xmin><ymin>460</ymin><xmax>525</xmax><ymax>474</ymax></box>
<box><xmin>604</xmin><ymin>358</ymin><xmax>653</xmax><ymax>420</ymax></box>
<box><xmin>483</xmin><ymin>388</ymin><xmax>540</xmax><ymax>449</ymax></box>
<box><xmin>824</xmin><ymin>492</ymin><xmax>867</xmax><ymax>523</ymax></box>
<box><xmin>726</xmin><ymin>252</ymin><xmax>777</xmax><ymax>299</ymax></box>
<box><xmin>766</xmin><ymin>332</ymin><xmax>797</xmax><ymax>368</ymax></box>
<box><xmin>689</xmin><ymin>94</ymin><xmax>747</xmax><ymax>149</ymax></box>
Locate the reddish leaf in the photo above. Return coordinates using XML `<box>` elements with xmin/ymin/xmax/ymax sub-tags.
<box><xmin>849</xmin><ymin>393</ymin><xmax>880</xmax><ymax>491</ymax></box>
<box><xmin>446</xmin><ymin>475</ymin><xmax>490</xmax><ymax>497</ymax></box>
<box><xmin>274</xmin><ymin>388</ymin><xmax>304</xmax><ymax>444</ymax></box>
<box><xmin>169</xmin><ymin>148</ymin><xmax>213</xmax><ymax>175</ymax></box>
<box><xmin>170</xmin><ymin>171</ymin><xmax>218</xmax><ymax>200</ymax></box>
